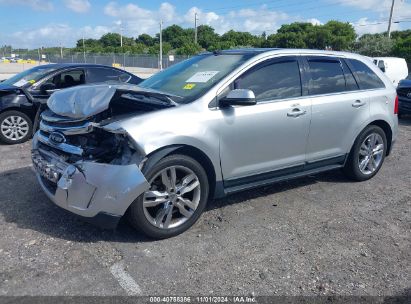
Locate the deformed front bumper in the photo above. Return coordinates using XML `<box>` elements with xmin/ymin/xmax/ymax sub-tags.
<box><xmin>31</xmin><ymin>134</ymin><xmax>150</xmax><ymax>228</ymax></box>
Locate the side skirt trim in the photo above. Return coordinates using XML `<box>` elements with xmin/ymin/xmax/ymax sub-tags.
<box><xmin>224</xmin><ymin>154</ymin><xmax>346</xmax><ymax>195</ymax></box>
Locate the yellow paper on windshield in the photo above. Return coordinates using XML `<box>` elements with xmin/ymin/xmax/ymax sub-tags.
<box><xmin>28</xmin><ymin>80</ymin><xmax>36</xmax><ymax>84</ymax></box>
<box><xmin>183</xmin><ymin>83</ymin><xmax>196</xmax><ymax>90</ymax></box>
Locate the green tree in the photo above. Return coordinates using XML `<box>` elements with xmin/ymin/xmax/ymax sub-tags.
<box><xmin>353</xmin><ymin>34</ymin><xmax>394</xmax><ymax>57</ymax></box>
<box><xmin>197</xmin><ymin>25</ymin><xmax>220</xmax><ymax>49</ymax></box>
<box><xmin>176</xmin><ymin>42</ymin><xmax>202</xmax><ymax>55</ymax></box>
<box><xmin>136</xmin><ymin>34</ymin><xmax>155</xmax><ymax>46</ymax></box>
<box><xmin>324</xmin><ymin>21</ymin><xmax>356</xmax><ymax>50</ymax></box>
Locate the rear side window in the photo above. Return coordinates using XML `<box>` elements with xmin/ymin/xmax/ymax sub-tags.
<box><xmin>307</xmin><ymin>58</ymin><xmax>346</xmax><ymax>95</ymax></box>
<box><xmin>348</xmin><ymin>59</ymin><xmax>385</xmax><ymax>90</ymax></box>
<box><xmin>87</xmin><ymin>67</ymin><xmax>131</xmax><ymax>83</ymax></box>
<box><xmin>341</xmin><ymin>60</ymin><xmax>359</xmax><ymax>91</ymax></box>
<box><xmin>235</xmin><ymin>59</ymin><xmax>302</xmax><ymax>102</ymax></box>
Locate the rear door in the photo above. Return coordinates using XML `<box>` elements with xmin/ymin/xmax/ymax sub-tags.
<box><xmin>304</xmin><ymin>56</ymin><xmax>370</xmax><ymax>164</ymax></box>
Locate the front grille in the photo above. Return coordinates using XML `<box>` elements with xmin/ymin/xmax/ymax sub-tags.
<box><xmin>40</xmin><ymin>111</ymin><xmax>94</xmax><ymax>136</ymax></box>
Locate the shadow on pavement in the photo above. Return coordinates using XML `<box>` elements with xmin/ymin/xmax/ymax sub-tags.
<box><xmin>0</xmin><ymin>165</ymin><xmax>351</xmax><ymax>243</ymax></box>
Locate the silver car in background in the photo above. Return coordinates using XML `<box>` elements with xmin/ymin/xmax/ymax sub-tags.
<box><xmin>31</xmin><ymin>49</ymin><xmax>398</xmax><ymax>239</ymax></box>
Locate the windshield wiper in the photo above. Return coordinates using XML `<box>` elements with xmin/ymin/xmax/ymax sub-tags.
<box><xmin>121</xmin><ymin>93</ymin><xmax>178</xmax><ymax>107</ymax></box>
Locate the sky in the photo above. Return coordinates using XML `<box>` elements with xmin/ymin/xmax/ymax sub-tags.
<box><xmin>0</xmin><ymin>0</ymin><xmax>410</xmax><ymax>49</ymax></box>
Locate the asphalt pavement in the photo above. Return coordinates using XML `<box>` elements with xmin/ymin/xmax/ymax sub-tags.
<box><xmin>0</xmin><ymin>119</ymin><xmax>410</xmax><ymax>298</ymax></box>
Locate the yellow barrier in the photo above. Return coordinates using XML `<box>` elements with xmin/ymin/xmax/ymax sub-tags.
<box><xmin>2</xmin><ymin>59</ymin><xmax>10</xmax><ymax>63</ymax></box>
<box><xmin>112</xmin><ymin>63</ymin><xmax>121</xmax><ymax>67</ymax></box>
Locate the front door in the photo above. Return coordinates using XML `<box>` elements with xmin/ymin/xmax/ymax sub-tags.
<box><xmin>218</xmin><ymin>56</ymin><xmax>311</xmax><ymax>186</ymax></box>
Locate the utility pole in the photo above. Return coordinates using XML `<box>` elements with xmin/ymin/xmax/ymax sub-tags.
<box><xmin>159</xmin><ymin>20</ymin><xmax>163</xmax><ymax>70</ymax></box>
<box><xmin>60</xmin><ymin>43</ymin><xmax>63</xmax><ymax>59</ymax></box>
<box><xmin>387</xmin><ymin>0</ymin><xmax>395</xmax><ymax>38</ymax></box>
<box><xmin>120</xmin><ymin>21</ymin><xmax>123</xmax><ymax>47</ymax></box>
<box><xmin>194</xmin><ymin>12</ymin><xmax>198</xmax><ymax>44</ymax></box>
<box><xmin>82</xmin><ymin>36</ymin><xmax>86</xmax><ymax>63</ymax></box>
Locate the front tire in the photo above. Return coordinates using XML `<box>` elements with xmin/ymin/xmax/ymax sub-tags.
<box><xmin>343</xmin><ymin>125</ymin><xmax>387</xmax><ymax>181</ymax></box>
<box><xmin>0</xmin><ymin>110</ymin><xmax>33</xmax><ymax>144</ymax></box>
<box><xmin>127</xmin><ymin>154</ymin><xmax>209</xmax><ymax>239</ymax></box>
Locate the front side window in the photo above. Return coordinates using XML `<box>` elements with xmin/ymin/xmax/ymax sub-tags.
<box><xmin>234</xmin><ymin>58</ymin><xmax>302</xmax><ymax>102</ymax></box>
<box><xmin>348</xmin><ymin>59</ymin><xmax>385</xmax><ymax>90</ymax></box>
<box><xmin>43</xmin><ymin>69</ymin><xmax>85</xmax><ymax>89</ymax></box>
<box><xmin>307</xmin><ymin>58</ymin><xmax>346</xmax><ymax>95</ymax></box>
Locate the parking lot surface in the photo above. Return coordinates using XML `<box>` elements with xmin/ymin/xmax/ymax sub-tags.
<box><xmin>0</xmin><ymin>120</ymin><xmax>410</xmax><ymax>297</ymax></box>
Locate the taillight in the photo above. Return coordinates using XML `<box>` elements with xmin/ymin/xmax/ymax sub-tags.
<box><xmin>394</xmin><ymin>95</ymin><xmax>399</xmax><ymax>115</ymax></box>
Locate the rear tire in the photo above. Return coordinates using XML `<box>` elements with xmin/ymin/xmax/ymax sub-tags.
<box><xmin>343</xmin><ymin>125</ymin><xmax>387</xmax><ymax>181</ymax></box>
<box><xmin>0</xmin><ymin>110</ymin><xmax>33</xmax><ymax>144</ymax></box>
<box><xmin>127</xmin><ymin>154</ymin><xmax>209</xmax><ymax>239</ymax></box>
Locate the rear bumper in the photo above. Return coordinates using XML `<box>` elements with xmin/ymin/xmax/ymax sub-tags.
<box><xmin>32</xmin><ymin>133</ymin><xmax>150</xmax><ymax>227</ymax></box>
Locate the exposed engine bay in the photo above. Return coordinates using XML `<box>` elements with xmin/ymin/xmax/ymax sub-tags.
<box><xmin>36</xmin><ymin>84</ymin><xmax>178</xmax><ymax>166</ymax></box>
<box><xmin>30</xmin><ymin>84</ymin><xmax>175</xmax><ymax>220</ymax></box>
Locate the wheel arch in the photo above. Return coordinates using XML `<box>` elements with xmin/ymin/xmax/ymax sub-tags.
<box><xmin>142</xmin><ymin>144</ymin><xmax>222</xmax><ymax>200</ymax></box>
<box><xmin>0</xmin><ymin>106</ymin><xmax>36</xmax><ymax>121</ymax></box>
<box><xmin>368</xmin><ymin>120</ymin><xmax>393</xmax><ymax>156</ymax></box>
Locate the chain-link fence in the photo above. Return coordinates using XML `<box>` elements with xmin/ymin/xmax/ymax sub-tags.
<box><xmin>13</xmin><ymin>52</ymin><xmax>190</xmax><ymax>69</ymax></box>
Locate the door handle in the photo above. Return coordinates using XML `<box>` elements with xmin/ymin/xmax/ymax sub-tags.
<box><xmin>352</xmin><ymin>100</ymin><xmax>366</xmax><ymax>108</ymax></box>
<box><xmin>287</xmin><ymin>108</ymin><xmax>307</xmax><ymax>117</ymax></box>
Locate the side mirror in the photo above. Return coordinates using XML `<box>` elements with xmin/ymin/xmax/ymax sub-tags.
<box><xmin>220</xmin><ymin>89</ymin><xmax>256</xmax><ymax>107</ymax></box>
<box><xmin>40</xmin><ymin>83</ymin><xmax>57</xmax><ymax>94</ymax></box>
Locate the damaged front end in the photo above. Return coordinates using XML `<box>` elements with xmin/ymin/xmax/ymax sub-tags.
<box><xmin>31</xmin><ymin>84</ymin><xmax>175</xmax><ymax>228</ymax></box>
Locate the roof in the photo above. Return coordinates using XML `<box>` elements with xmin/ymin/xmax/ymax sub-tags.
<box><xmin>40</xmin><ymin>63</ymin><xmax>127</xmax><ymax>69</ymax></box>
<box><xmin>199</xmin><ymin>48</ymin><xmax>367</xmax><ymax>59</ymax></box>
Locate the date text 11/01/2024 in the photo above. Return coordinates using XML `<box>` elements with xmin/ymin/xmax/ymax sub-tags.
<box><xmin>149</xmin><ymin>296</ymin><xmax>257</xmax><ymax>303</ymax></box>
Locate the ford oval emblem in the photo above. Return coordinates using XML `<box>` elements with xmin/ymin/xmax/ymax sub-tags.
<box><xmin>49</xmin><ymin>132</ymin><xmax>66</xmax><ymax>145</ymax></box>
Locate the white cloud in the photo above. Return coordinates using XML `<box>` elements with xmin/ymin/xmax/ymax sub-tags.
<box><xmin>353</xmin><ymin>17</ymin><xmax>400</xmax><ymax>36</ymax></box>
<box><xmin>329</xmin><ymin>0</ymin><xmax>411</xmax><ymax>19</ymax></box>
<box><xmin>0</xmin><ymin>0</ymin><xmax>53</xmax><ymax>11</ymax></box>
<box><xmin>5</xmin><ymin>1</ymin><xmax>411</xmax><ymax>48</ymax></box>
<box><xmin>7</xmin><ymin>24</ymin><xmax>111</xmax><ymax>48</ymax></box>
<box><xmin>64</xmin><ymin>0</ymin><xmax>91</xmax><ymax>13</ymax></box>
<box><xmin>308</xmin><ymin>18</ymin><xmax>323</xmax><ymax>26</ymax></box>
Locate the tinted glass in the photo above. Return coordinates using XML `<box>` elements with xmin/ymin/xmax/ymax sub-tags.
<box><xmin>307</xmin><ymin>58</ymin><xmax>346</xmax><ymax>95</ymax></box>
<box><xmin>139</xmin><ymin>54</ymin><xmax>253</xmax><ymax>104</ymax></box>
<box><xmin>348</xmin><ymin>59</ymin><xmax>385</xmax><ymax>90</ymax></box>
<box><xmin>235</xmin><ymin>59</ymin><xmax>302</xmax><ymax>102</ymax></box>
<box><xmin>341</xmin><ymin>60</ymin><xmax>359</xmax><ymax>91</ymax></box>
<box><xmin>87</xmin><ymin>67</ymin><xmax>131</xmax><ymax>83</ymax></box>
<box><xmin>43</xmin><ymin>69</ymin><xmax>85</xmax><ymax>89</ymax></box>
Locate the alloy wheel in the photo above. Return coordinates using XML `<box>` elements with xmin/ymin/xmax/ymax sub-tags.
<box><xmin>142</xmin><ymin>165</ymin><xmax>201</xmax><ymax>229</ymax></box>
<box><xmin>0</xmin><ymin>115</ymin><xmax>29</xmax><ymax>141</ymax></box>
<box><xmin>358</xmin><ymin>133</ymin><xmax>384</xmax><ymax>175</ymax></box>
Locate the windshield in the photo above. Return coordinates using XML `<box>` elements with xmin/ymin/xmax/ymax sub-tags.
<box><xmin>2</xmin><ymin>65</ymin><xmax>57</xmax><ymax>87</ymax></box>
<box><xmin>138</xmin><ymin>53</ymin><xmax>253</xmax><ymax>104</ymax></box>
<box><xmin>406</xmin><ymin>74</ymin><xmax>411</xmax><ymax>80</ymax></box>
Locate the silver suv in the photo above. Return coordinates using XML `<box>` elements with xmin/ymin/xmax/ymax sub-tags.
<box><xmin>32</xmin><ymin>49</ymin><xmax>398</xmax><ymax>239</ymax></box>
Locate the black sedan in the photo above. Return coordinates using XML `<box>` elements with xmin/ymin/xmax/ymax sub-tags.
<box><xmin>0</xmin><ymin>63</ymin><xmax>142</xmax><ymax>144</ymax></box>
<box><xmin>397</xmin><ymin>74</ymin><xmax>411</xmax><ymax>118</ymax></box>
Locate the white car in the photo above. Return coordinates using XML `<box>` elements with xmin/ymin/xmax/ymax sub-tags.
<box><xmin>373</xmin><ymin>57</ymin><xmax>409</xmax><ymax>87</ymax></box>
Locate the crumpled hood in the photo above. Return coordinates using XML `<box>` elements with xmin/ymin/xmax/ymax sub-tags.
<box><xmin>47</xmin><ymin>83</ymin><xmax>178</xmax><ymax>120</ymax></box>
<box><xmin>47</xmin><ymin>84</ymin><xmax>117</xmax><ymax>119</ymax></box>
